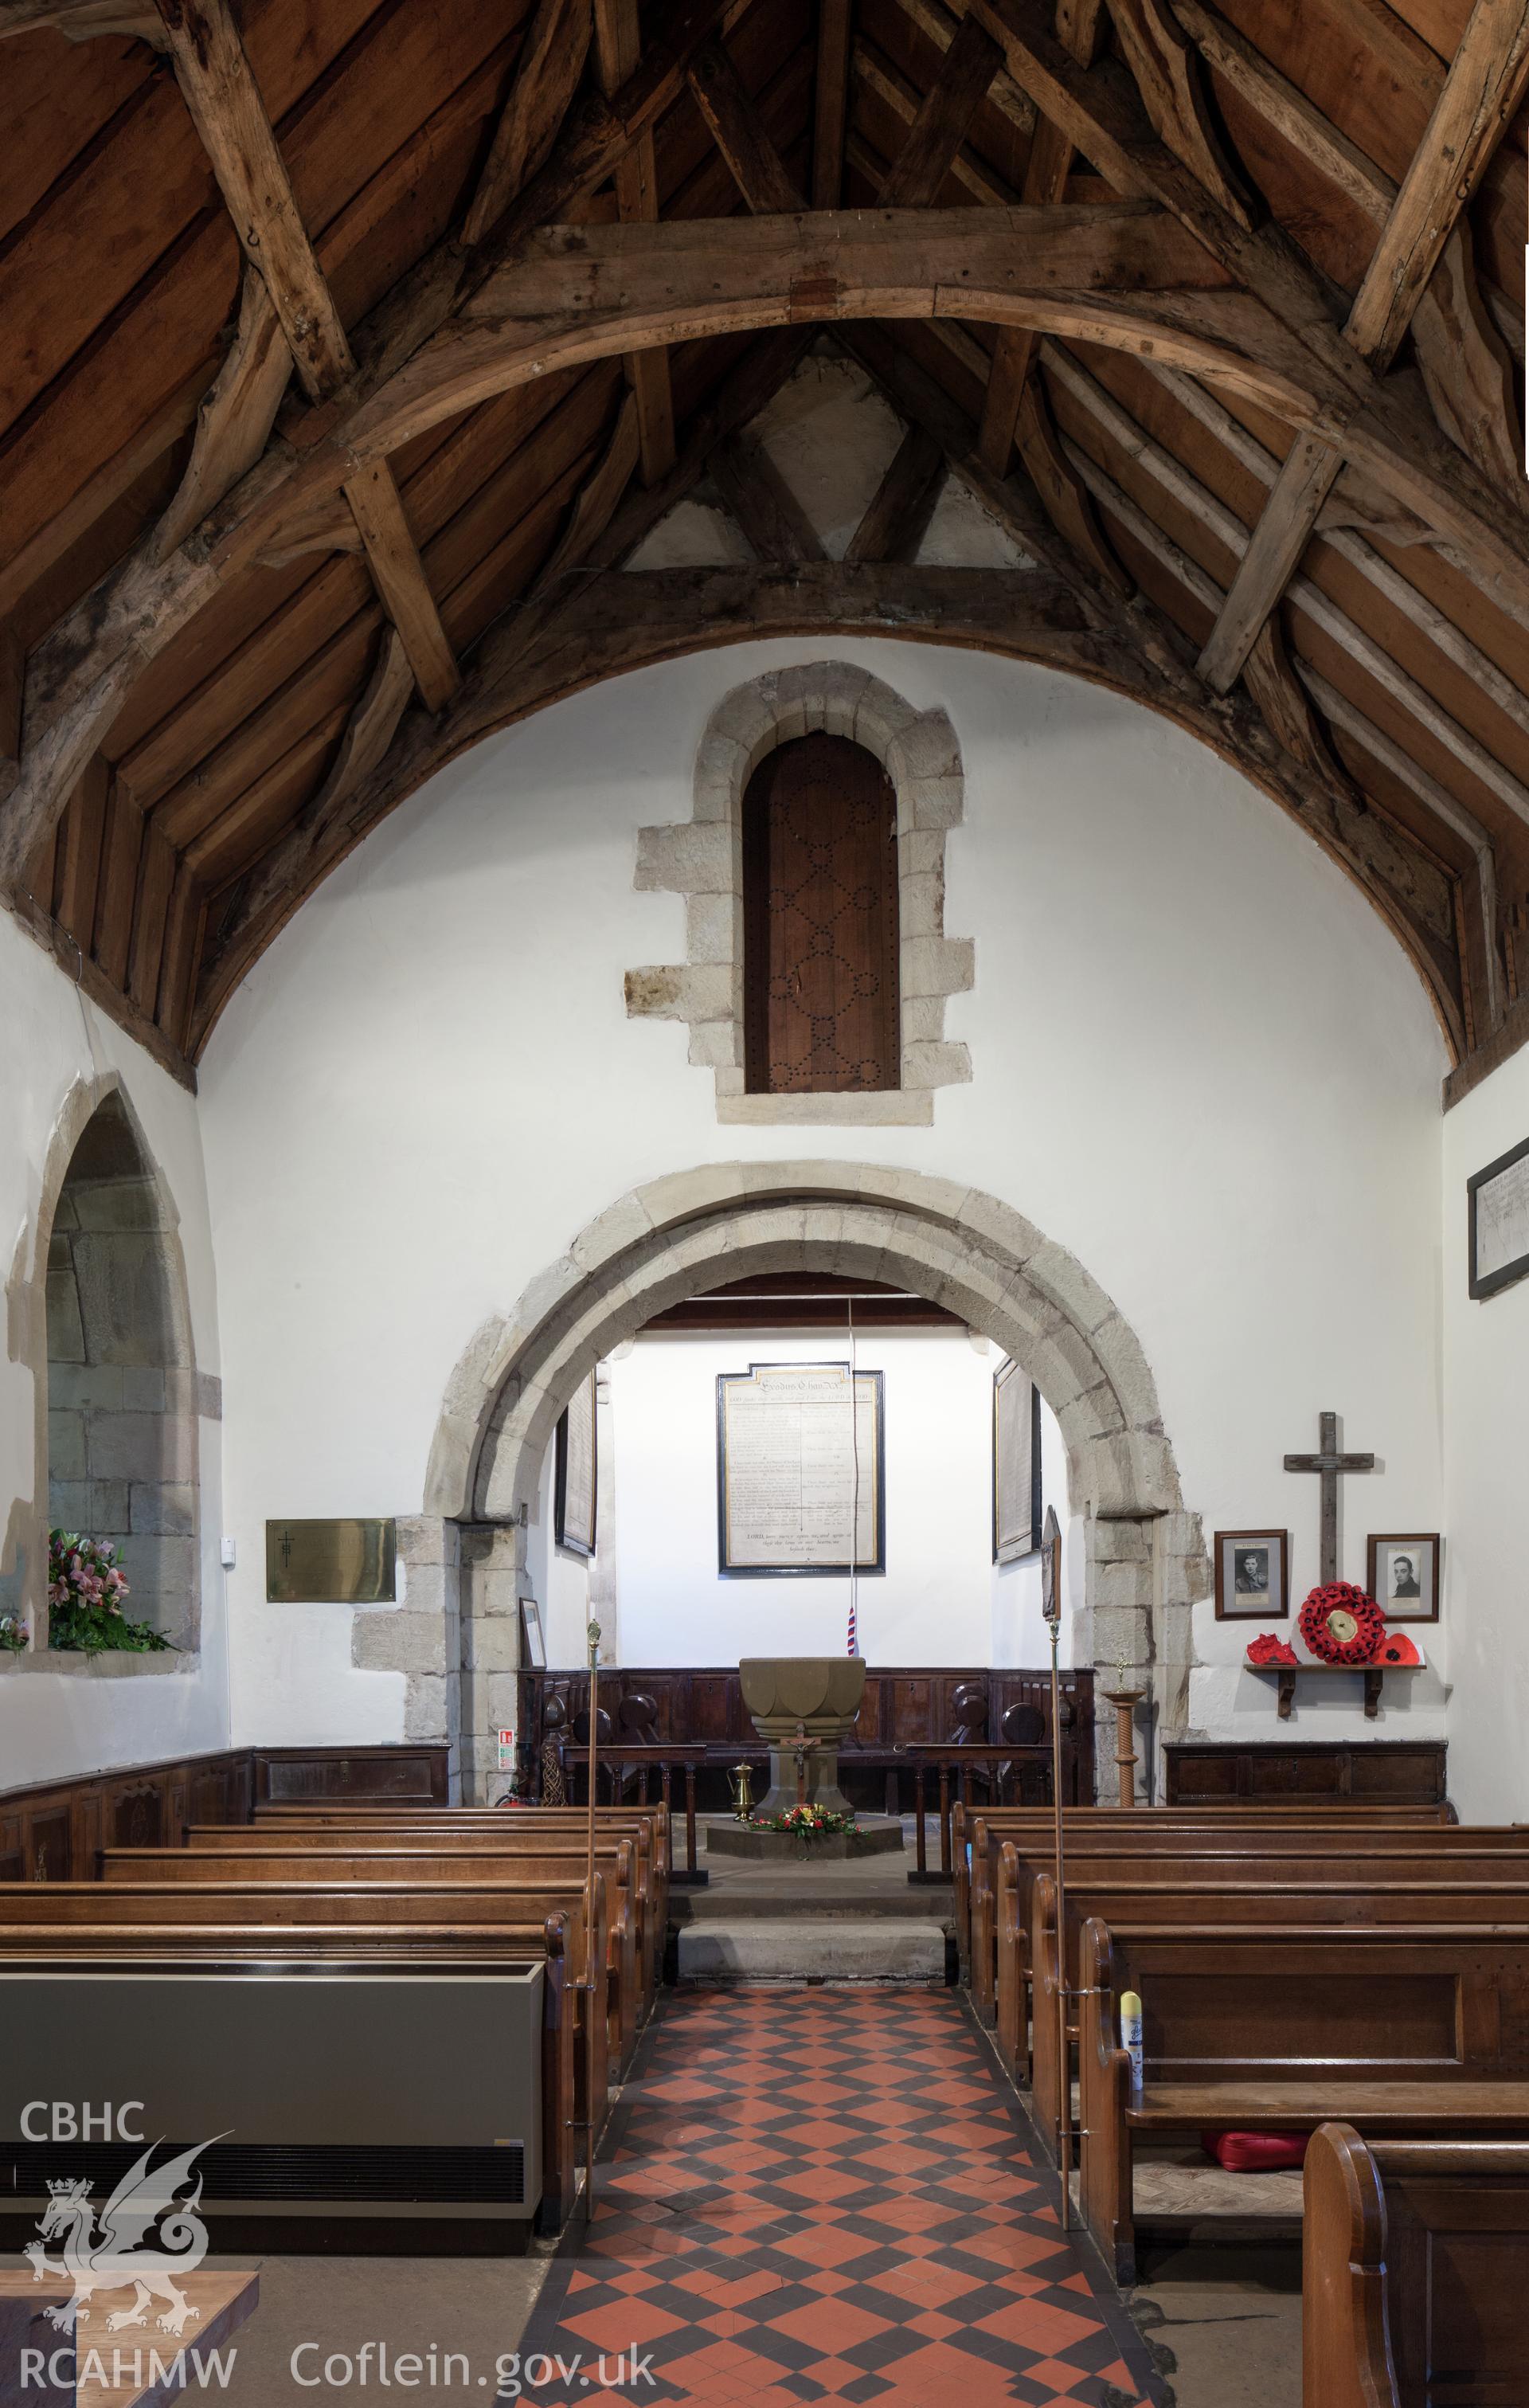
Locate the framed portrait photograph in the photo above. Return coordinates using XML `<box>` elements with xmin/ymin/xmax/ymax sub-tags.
<box><xmin>1468</xmin><ymin>1134</ymin><xmax>1529</xmax><ymax>1300</ymax></box>
<box><xmin>992</xmin><ymin>1357</ymin><xmax>1042</xmax><ymax>1564</ymax></box>
<box><xmin>1368</xmin><ymin>1533</ymin><xmax>1441</xmax><ymax>1623</ymax></box>
<box><xmin>1214</xmin><ymin>1528</ymin><xmax>1289</xmax><ymax>1620</ymax></box>
<box><xmin>553</xmin><ymin>1369</ymin><xmax>597</xmax><ymax>1558</ymax></box>
<box><xmin>518</xmin><ymin>1596</ymin><xmax>546</xmax><ymax>1670</ymax></box>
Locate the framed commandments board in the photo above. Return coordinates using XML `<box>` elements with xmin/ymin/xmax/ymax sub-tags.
<box><xmin>554</xmin><ymin>1369</ymin><xmax>597</xmax><ymax>1558</ymax></box>
<box><xmin>992</xmin><ymin>1358</ymin><xmax>1042</xmax><ymax>1563</ymax></box>
<box><xmin>717</xmin><ymin>1361</ymin><xmax>885</xmax><ymax>1576</ymax></box>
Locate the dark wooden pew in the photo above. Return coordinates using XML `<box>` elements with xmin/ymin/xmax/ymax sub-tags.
<box><xmin>0</xmin><ymin>1923</ymin><xmax>579</xmax><ymax>2234</ymax></box>
<box><xmin>996</xmin><ymin>1842</ymin><xmax>1529</xmax><ymax>2060</ymax></box>
<box><xmin>182</xmin><ymin>1826</ymin><xmax>655</xmax><ymax>2000</ymax></box>
<box><xmin>966</xmin><ymin>1816</ymin><xmax>1529</xmax><ymax>2018</ymax></box>
<box><xmin>1024</xmin><ymin>1869</ymin><xmax>1529</xmax><ymax>2160</ymax></box>
<box><xmin>1303</xmin><ymin>2123</ymin><xmax>1529</xmax><ymax>2408</ymax></box>
<box><xmin>104</xmin><ymin>1845</ymin><xmax>645</xmax><ymax>2066</ymax></box>
<box><xmin>184</xmin><ymin>1823</ymin><xmax>661</xmax><ymax>1998</ymax></box>
<box><xmin>254</xmin><ymin>1807</ymin><xmax>671</xmax><ymax>1924</ymax></box>
<box><xmin>952</xmin><ymin>1802</ymin><xmax>1457</xmax><ymax>1974</ymax></box>
<box><xmin>1077</xmin><ymin>1916</ymin><xmax>1529</xmax><ymax>2281</ymax></box>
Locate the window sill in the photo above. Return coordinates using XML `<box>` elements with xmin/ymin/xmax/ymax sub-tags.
<box><xmin>5</xmin><ymin>1648</ymin><xmax>196</xmax><ymax>1678</ymax></box>
<box><xmin>718</xmin><ymin>1090</ymin><xmax>934</xmax><ymax>1126</ymax></box>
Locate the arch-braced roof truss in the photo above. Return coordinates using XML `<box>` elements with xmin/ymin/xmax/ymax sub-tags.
<box><xmin>1</xmin><ymin>0</ymin><xmax>1526</xmax><ymax>1092</ymax></box>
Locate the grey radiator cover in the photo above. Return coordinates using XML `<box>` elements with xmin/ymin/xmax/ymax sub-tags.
<box><xmin>0</xmin><ymin>1956</ymin><xmax>543</xmax><ymax>2218</ymax></box>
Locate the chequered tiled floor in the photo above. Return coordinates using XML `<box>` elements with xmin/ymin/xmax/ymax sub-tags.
<box><xmin>518</xmin><ymin>1987</ymin><xmax>1162</xmax><ymax>2405</ymax></box>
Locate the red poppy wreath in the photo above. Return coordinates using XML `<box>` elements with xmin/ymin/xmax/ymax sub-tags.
<box><xmin>1298</xmin><ymin>1581</ymin><xmax>1385</xmax><ymax>1665</ymax></box>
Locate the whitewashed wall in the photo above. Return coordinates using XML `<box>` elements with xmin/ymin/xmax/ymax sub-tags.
<box><xmin>594</xmin><ymin>1325</ymin><xmax>1046</xmax><ymax>1668</ymax></box>
<box><xmin>0</xmin><ymin>911</ymin><xmax>229</xmax><ymax>1784</ymax></box>
<box><xmin>195</xmin><ymin>637</ymin><xmax>1450</xmax><ymax>1753</ymax></box>
<box><xmin>1441</xmin><ymin>1050</ymin><xmax>1529</xmax><ymax>1823</ymax></box>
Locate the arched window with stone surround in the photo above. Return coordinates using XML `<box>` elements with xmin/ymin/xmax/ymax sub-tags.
<box><xmin>741</xmin><ymin>733</ymin><xmax>900</xmax><ymax>1095</ymax></box>
<box><xmin>45</xmin><ymin>1093</ymin><xmax>198</xmax><ymax>1652</ymax></box>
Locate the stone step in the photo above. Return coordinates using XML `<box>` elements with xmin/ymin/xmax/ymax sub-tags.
<box><xmin>675</xmin><ymin>1918</ymin><xmax>948</xmax><ymax>1983</ymax></box>
<box><xmin>671</xmin><ymin>1885</ymin><xmax>954</xmax><ymax>1924</ymax></box>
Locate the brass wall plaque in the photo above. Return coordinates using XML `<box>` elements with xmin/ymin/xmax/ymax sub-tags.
<box><xmin>265</xmin><ymin>1518</ymin><xmax>397</xmax><ymax>1603</ymax></box>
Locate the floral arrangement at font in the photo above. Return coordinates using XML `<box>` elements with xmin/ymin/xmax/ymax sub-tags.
<box><xmin>0</xmin><ymin>1611</ymin><xmax>29</xmax><ymax>1655</ymax></box>
<box><xmin>752</xmin><ymin>1803</ymin><xmax>858</xmax><ymax>1839</ymax></box>
<box><xmin>47</xmin><ymin>1531</ymin><xmax>172</xmax><ymax>1654</ymax></box>
<box><xmin>1297</xmin><ymin>1580</ymin><xmax>1386</xmax><ymax>1666</ymax></box>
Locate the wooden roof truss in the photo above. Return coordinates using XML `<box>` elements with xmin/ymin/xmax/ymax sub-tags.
<box><xmin>0</xmin><ymin>0</ymin><xmax>1526</xmax><ymax>1094</ymax></box>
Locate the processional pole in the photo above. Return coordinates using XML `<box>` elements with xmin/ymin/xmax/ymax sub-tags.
<box><xmin>585</xmin><ymin>1615</ymin><xmax>601</xmax><ymax>2222</ymax></box>
<box><xmin>1039</xmin><ymin>1503</ymin><xmax>1070</xmax><ymax>2230</ymax></box>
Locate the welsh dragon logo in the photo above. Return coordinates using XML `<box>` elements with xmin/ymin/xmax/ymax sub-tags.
<box><xmin>24</xmin><ymin>2136</ymin><xmax>220</xmax><ymax>2336</ymax></box>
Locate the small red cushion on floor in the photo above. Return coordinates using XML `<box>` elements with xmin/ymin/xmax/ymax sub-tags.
<box><xmin>1200</xmin><ymin>2130</ymin><xmax>1309</xmax><ymax>2171</ymax></box>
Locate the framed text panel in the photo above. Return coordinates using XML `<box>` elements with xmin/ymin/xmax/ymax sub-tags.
<box><xmin>992</xmin><ymin>1359</ymin><xmax>1042</xmax><ymax>1564</ymax></box>
<box><xmin>554</xmin><ymin>1370</ymin><xmax>597</xmax><ymax>1558</ymax></box>
<box><xmin>717</xmin><ymin>1361</ymin><xmax>885</xmax><ymax>1577</ymax></box>
<box><xmin>1468</xmin><ymin>1133</ymin><xmax>1529</xmax><ymax>1300</ymax></box>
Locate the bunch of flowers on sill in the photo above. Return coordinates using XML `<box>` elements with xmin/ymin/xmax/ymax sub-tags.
<box><xmin>751</xmin><ymin>1803</ymin><xmax>858</xmax><ymax>1839</ymax></box>
<box><xmin>0</xmin><ymin>1611</ymin><xmax>29</xmax><ymax>1655</ymax></box>
<box><xmin>47</xmin><ymin>1531</ymin><xmax>173</xmax><ymax>1654</ymax></box>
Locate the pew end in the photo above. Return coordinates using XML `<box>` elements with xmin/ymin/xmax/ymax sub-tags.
<box><xmin>1303</xmin><ymin>2125</ymin><xmax>1529</xmax><ymax>2408</ymax></box>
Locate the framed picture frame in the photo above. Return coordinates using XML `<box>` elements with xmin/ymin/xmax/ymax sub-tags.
<box><xmin>553</xmin><ymin>1370</ymin><xmax>597</xmax><ymax>1558</ymax></box>
<box><xmin>1214</xmin><ymin>1528</ymin><xmax>1289</xmax><ymax>1620</ymax></box>
<box><xmin>1468</xmin><ymin>1134</ymin><xmax>1529</xmax><ymax>1300</ymax></box>
<box><xmin>1368</xmin><ymin>1533</ymin><xmax>1441</xmax><ymax>1623</ymax></box>
<box><xmin>992</xmin><ymin>1358</ymin><xmax>1042</xmax><ymax>1564</ymax></box>
<box><xmin>518</xmin><ymin>1596</ymin><xmax>546</xmax><ymax>1670</ymax></box>
<box><xmin>716</xmin><ymin>1360</ymin><xmax>886</xmax><ymax>1577</ymax></box>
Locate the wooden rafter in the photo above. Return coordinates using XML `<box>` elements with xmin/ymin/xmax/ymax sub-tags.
<box><xmin>709</xmin><ymin>436</ymin><xmax>827</xmax><ymax>562</ymax></box>
<box><xmin>1047</xmin><ymin>340</ymin><xmax>1529</xmax><ymax>861</ymax></box>
<box><xmin>962</xmin><ymin>0</ymin><xmax>1529</xmax><ymax>618</ymax></box>
<box><xmin>812</xmin><ymin>0</ymin><xmax>853</xmax><ymax>206</ymax></box>
<box><xmin>155</xmin><ymin>268</ymin><xmax>291</xmax><ymax>563</ymax></box>
<box><xmin>11</xmin><ymin>194</ymin><xmax>1529</xmax><ymax>899</ymax></box>
<box><xmin>844</xmin><ymin>426</ymin><xmax>947</xmax><ymax>561</ymax></box>
<box><xmin>191</xmin><ymin>326</ymin><xmax>818</xmax><ymax>1041</ymax></box>
<box><xmin>594</xmin><ymin>0</ymin><xmax>678</xmax><ymax>484</ymax></box>
<box><xmin>689</xmin><ymin>39</ymin><xmax>805</xmax><ymax>211</ymax></box>
<box><xmin>976</xmin><ymin>0</ymin><xmax>1104</xmax><ymax>475</ymax></box>
<box><xmin>154</xmin><ymin>0</ymin><xmax>353</xmax><ymax>401</ymax></box>
<box><xmin>153</xmin><ymin>0</ymin><xmax>459</xmax><ymax>714</ymax></box>
<box><xmin>463</xmin><ymin>0</ymin><xmax>595</xmax><ymax>246</ymax></box>
<box><xmin>1171</xmin><ymin>1</ymin><xmax>1523</xmax><ymax>497</ymax></box>
<box><xmin>1193</xmin><ymin>0</ymin><xmax>1529</xmax><ymax>691</ymax></box>
<box><xmin>878</xmin><ymin>12</ymin><xmax>1003</xmax><ymax>204</ymax></box>
<box><xmin>841</xmin><ymin>323</ymin><xmax>1470</xmax><ymax>1054</ymax></box>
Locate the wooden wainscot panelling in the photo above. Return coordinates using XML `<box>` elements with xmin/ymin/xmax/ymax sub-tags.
<box><xmin>526</xmin><ymin>1666</ymin><xmax>1095</xmax><ymax>1805</ymax></box>
<box><xmin>0</xmin><ymin>1745</ymin><xmax>448</xmax><ymax>1879</ymax></box>
<box><xmin>1165</xmin><ymin>1740</ymin><xmax>1449</xmax><ymax>1809</ymax></box>
<box><xmin>252</xmin><ymin>1746</ymin><xmax>450</xmax><ymax>1805</ymax></box>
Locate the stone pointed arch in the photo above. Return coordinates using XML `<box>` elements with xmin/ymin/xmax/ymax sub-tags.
<box><xmin>412</xmin><ymin>1163</ymin><xmax>1209</xmax><ymax>1799</ymax></box>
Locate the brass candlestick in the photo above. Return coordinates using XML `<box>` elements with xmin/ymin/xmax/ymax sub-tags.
<box><xmin>729</xmin><ymin>1763</ymin><xmax>755</xmax><ymax>1821</ymax></box>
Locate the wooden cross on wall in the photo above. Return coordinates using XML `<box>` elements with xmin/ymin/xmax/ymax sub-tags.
<box><xmin>1284</xmin><ymin>1411</ymin><xmax>1375</xmax><ymax>1583</ymax></box>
